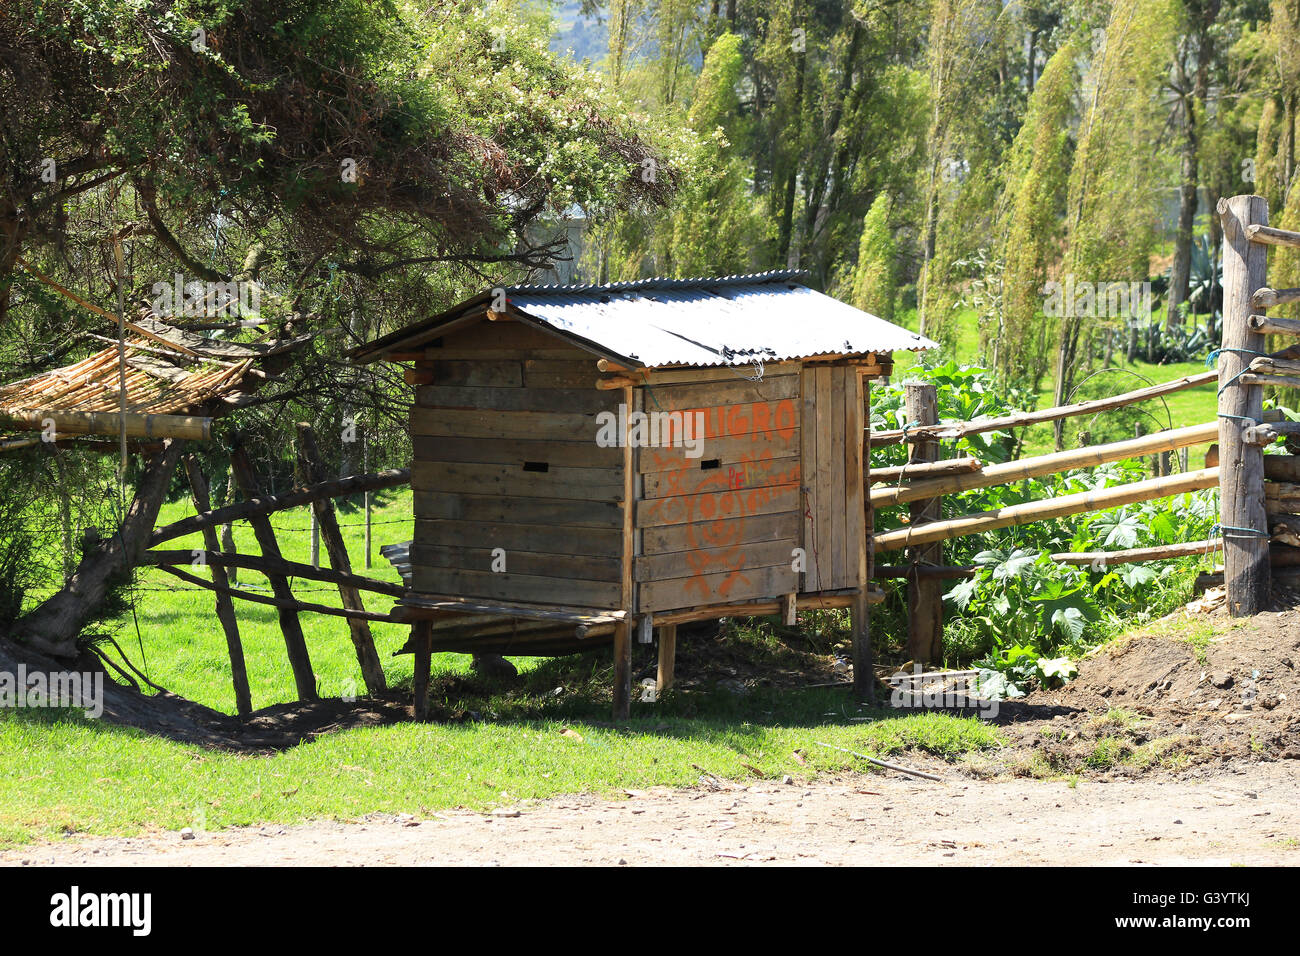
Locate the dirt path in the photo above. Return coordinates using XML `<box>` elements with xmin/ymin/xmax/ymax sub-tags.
<box><xmin>4</xmin><ymin>761</ymin><xmax>1296</xmax><ymax>866</ymax></box>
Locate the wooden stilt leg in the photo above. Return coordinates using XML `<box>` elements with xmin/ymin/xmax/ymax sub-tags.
<box><xmin>613</xmin><ymin>619</ymin><xmax>632</xmax><ymax>720</ymax></box>
<box><xmin>657</xmin><ymin>624</ymin><xmax>677</xmax><ymax>695</ymax></box>
<box><xmin>412</xmin><ymin>618</ymin><xmax>432</xmax><ymax>721</ymax></box>
<box><xmin>852</xmin><ymin>591</ymin><xmax>875</xmax><ymax>705</ymax></box>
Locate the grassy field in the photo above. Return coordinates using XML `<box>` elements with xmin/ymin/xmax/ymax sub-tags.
<box><xmin>0</xmin><ymin>488</ymin><xmax>1002</xmax><ymax>848</ymax></box>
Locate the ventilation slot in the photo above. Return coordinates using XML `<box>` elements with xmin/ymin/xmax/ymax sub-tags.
<box><xmin>700</xmin><ymin>459</ymin><xmax>721</xmax><ymax>470</ymax></box>
<box><xmin>522</xmin><ymin>461</ymin><xmax>550</xmax><ymax>473</ymax></box>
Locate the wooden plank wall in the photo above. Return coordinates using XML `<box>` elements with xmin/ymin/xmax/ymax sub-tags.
<box><xmin>635</xmin><ymin>367</ymin><xmax>801</xmax><ymax>612</ymax></box>
<box><xmin>409</xmin><ymin>323</ymin><xmax>624</xmax><ymax>608</ymax></box>
<box><xmin>800</xmin><ymin>364</ymin><xmax>862</xmax><ymax>592</ymax></box>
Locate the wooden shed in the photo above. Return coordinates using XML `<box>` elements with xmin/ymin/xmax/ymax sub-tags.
<box><xmin>350</xmin><ymin>271</ymin><xmax>935</xmax><ymax>716</ymax></box>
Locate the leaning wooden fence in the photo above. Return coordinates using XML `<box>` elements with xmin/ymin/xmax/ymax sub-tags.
<box><xmin>867</xmin><ymin>193</ymin><xmax>1300</xmax><ymax>663</ymax></box>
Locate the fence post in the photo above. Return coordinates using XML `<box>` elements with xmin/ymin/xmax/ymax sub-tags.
<box><xmin>1217</xmin><ymin>194</ymin><xmax>1271</xmax><ymax>616</ymax></box>
<box><xmin>904</xmin><ymin>382</ymin><xmax>944</xmax><ymax>664</ymax></box>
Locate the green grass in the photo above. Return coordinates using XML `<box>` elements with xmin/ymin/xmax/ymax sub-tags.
<box><xmin>887</xmin><ymin>307</ymin><xmax>1219</xmax><ymax>459</ymax></box>
<box><xmin>0</xmin><ymin>488</ymin><xmax>1003</xmax><ymax>848</ymax></box>
<box><xmin>0</xmin><ymin>699</ymin><xmax>1000</xmax><ymax>847</ymax></box>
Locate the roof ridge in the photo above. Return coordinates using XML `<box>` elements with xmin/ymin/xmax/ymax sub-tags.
<box><xmin>504</xmin><ymin>269</ymin><xmax>807</xmax><ymax>296</ymax></box>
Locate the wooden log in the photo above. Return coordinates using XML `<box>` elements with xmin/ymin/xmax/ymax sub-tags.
<box><xmin>296</xmin><ymin>424</ymin><xmax>386</xmax><ymax>695</ymax></box>
<box><xmin>1246</xmin><ymin>222</ymin><xmax>1300</xmax><ymax>248</ymax></box>
<box><xmin>903</xmin><ymin>383</ymin><xmax>942</xmax><ymax>665</ymax></box>
<box><xmin>0</xmin><ymin>408</ymin><xmax>211</xmax><ymax>441</ymax></box>
<box><xmin>1218</xmin><ymin>194</ymin><xmax>1272</xmax><ymax>616</ymax></box>
<box><xmin>230</xmin><ymin>445</ymin><xmax>317</xmax><ymax>700</ymax></box>
<box><xmin>868</xmin><ymin>371</ymin><xmax>1217</xmax><ymax>447</ymax></box>
<box><xmin>154</xmin><ymin>564</ymin><xmax>398</xmax><ymax>623</ymax></box>
<box><xmin>1253</xmin><ymin>287</ymin><xmax>1300</xmax><ymax>309</ymax></box>
<box><xmin>1247</xmin><ymin>313</ymin><xmax>1300</xmax><ymax>337</ymax></box>
<box><xmin>873</xmin><ymin>468</ymin><xmax>1220</xmax><ymax>552</ymax></box>
<box><xmin>182</xmin><ymin>456</ymin><xmax>251</xmax><ymax>716</ymax></box>
<box><xmin>411</xmin><ymin>619</ymin><xmax>433</xmax><ymax>721</ymax></box>
<box><xmin>140</xmin><ymin>549</ymin><xmax>405</xmax><ymax>597</ymax></box>
<box><xmin>1050</xmin><ymin>540</ymin><xmax>1222</xmax><ymax>566</ymax></box>
<box><xmin>1243</xmin><ymin>420</ymin><xmax>1300</xmax><ymax>445</ymax></box>
<box><xmin>867</xmin><ymin>457</ymin><xmax>981</xmax><ymax>483</ymax></box>
<box><xmin>871</xmin><ymin>421</ymin><xmax>1217</xmax><ymax>508</ymax></box>
<box><xmin>149</xmin><ymin>467</ymin><xmax>410</xmax><ymax>546</ymax></box>
<box><xmin>657</xmin><ymin>624</ymin><xmax>677</xmax><ymax>694</ymax></box>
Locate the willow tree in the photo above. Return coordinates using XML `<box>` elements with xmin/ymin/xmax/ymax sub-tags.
<box><xmin>996</xmin><ymin>36</ymin><xmax>1080</xmax><ymax>389</ymax></box>
<box><xmin>848</xmin><ymin>192</ymin><xmax>898</xmax><ymax>321</ymax></box>
<box><xmin>1054</xmin><ymin>0</ymin><xmax>1179</xmax><ymax>448</ymax></box>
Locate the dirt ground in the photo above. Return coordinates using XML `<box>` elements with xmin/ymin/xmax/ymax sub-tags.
<box><xmin>2</xmin><ymin>760</ymin><xmax>1295</xmax><ymax>866</ymax></box>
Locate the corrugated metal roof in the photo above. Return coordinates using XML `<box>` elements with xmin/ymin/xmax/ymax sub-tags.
<box><xmin>351</xmin><ymin>271</ymin><xmax>935</xmax><ymax>367</ymax></box>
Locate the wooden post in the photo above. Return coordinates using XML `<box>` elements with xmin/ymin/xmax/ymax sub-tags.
<box><xmin>613</xmin><ymin>383</ymin><xmax>638</xmax><ymax>720</ymax></box>
<box><xmin>1218</xmin><ymin>194</ymin><xmax>1272</xmax><ymax>616</ymax></box>
<box><xmin>295</xmin><ymin>423</ymin><xmax>387</xmax><ymax>695</ymax></box>
<box><xmin>230</xmin><ymin>443</ymin><xmax>318</xmax><ymax>700</ymax></box>
<box><xmin>362</xmin><ymin>426</ymin><xmax>372</xmax><ymax>570</ymax></box>
<box><xmin>656</xmin><ymin>624</ymin><xmax>677</xmax><ymax>694</ymax></box>
<box><xmin>411</xmin><ymin>618</ymin><xmax>432</xmax><ymax>720</ymax></box>
<box><xmin>903</xmin><ymin>383</ymin><xmax>943</xmax><ymax>664</ymax></box>
<box><xmin>310</xmin><ymin>509</ymin><xmax>320</xmax><ymax>569</ymax></box>
<box><xmin>183</xmin><ymin>454</ymin><xmax>252</xmax><ymax>716</ymax></box>
<box><xmin>852</xmin><ymin>370</ymin><xmax>875</xmax><ymax>704</ymax></box>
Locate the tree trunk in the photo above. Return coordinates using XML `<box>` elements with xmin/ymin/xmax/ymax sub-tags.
<box><xmin>14</xmin><ymin>440</ymin><xmax>184</xmax><ymax>658</ymax></box>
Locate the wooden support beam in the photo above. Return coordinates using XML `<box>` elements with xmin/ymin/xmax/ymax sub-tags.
<box><xmin>867</xmin><ymin>457</ymin><xmax>981</xmax><ymax>484</ymax></box>
<box><xmin>873</xmin><ymin>468</ymin><xmax>1220</xmax><ymax>552</ymax></box>
<box><xmin>1218</xmin><ymin>194</ymin><xmax>1272</xmax><ymax>616</ymax></box>
<box><xmin>1246</xmin><ymin>222</ymin><xmax>1300</xmax><ymax>248</ymax></box>
<box><xmin>0</xmin><ymin>408</ymin><xmax>211</xmax><ymax>441</ymax></box>
<box><xmin>854</xmin><ymin>372</ymin><xmax>875</xmax><ymax>704</ymax></box>
<box><xmin>140</xmin><ymin>549</ymin><xmax>404</xmax><ymax>597</ymax></box>
<box><xmin>149</xmin><ymin>466</ymin><xmax>410</xmax><ymax>546</ymax></box>
<box><xmin>781</xmin><ymin>592</ymin><xmax>797</xmax><ymax>626</ymax></box>
<box><xmin>903</xmin><ymin>383</ymin><xmax>942</xmax><ymax>665</ymax></box>
<box><xmin>411</xmin><ymin>619</ymin><xmax>433</xmax><ymax>720</ymax></box>
<box><xmin>868</xmin><ymin>371</ymin><xmax>1217</xmax><ymax>447</ymax></box>
<box><xmin>657</xmin><ymin>624</ymin><xmax>677</xmax><ymax>694</ymax></box>
<box><xmin>182</xmin><ymin>456</ymin><xmax>251</xmax><ymax>717</ymax></box>
<box><xmin>297</xmin><ymin>423</ymin><xmax>387</xmax><ymax>695</ymax></box>
<box><xmin>230</xmin><ymin>444</ymin><xmax>317</xmax><ymax>701</ymax></box>
<box><xmin>154</xmin><ymin>564</ymin><xmax>398</xmax><ymax>623</ymax></box>
<box><xmin>1253</xmin><ymin>287</ymin><xmax>1300</xmax><ymax>309</ymax></box>
<box><xmin>870</xmin><ymin>422</ymin><xmax>1218</xmax><ymax>508</ymax></box>
<box><xmin>612</xmin><ymin>620</ymin><xmax>632</xmax><ymax>720</ymax></box>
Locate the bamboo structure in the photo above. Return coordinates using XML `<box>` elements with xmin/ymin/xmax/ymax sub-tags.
<box><xmin>873</xmin><ymin>468</ymin><xmax>1219</xmax><ymax>552</ymax></box>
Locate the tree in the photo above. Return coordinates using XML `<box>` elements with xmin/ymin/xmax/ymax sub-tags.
<box><xmin>848</xmin><ymin>192</ymin><xmax>898</xmax><ymax>321</ymax></box>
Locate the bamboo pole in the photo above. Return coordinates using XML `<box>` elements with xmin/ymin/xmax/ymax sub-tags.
<box><xmin>867</xmin><ymin>457</ymin><xmax>981</xmax><ymax>484</ymax></box>
<box><xmin>1247</xmin><ymin>313</ymin><xmax>1300</xmax><ymax>337</ymax></box>
<box><xmin>1049</xmin><ymin>539</ymin><xmax>1222</xmax><ymax>566</ymax></box>
<box><xmin>1219</xmin><ymin>194</ymin><xmax>1272</xmax><ymax>616</ymax></box>
<box><xmin>873</xmin><ymin>468</ymin><xmax>1220</xmax><ymax>552</ymax></box>
<box><xmin>0</xmin><ymin>408</ymin><xmax>211</xmax><ymax>441</ymax></box>
<box><xmin>871</xmin><ymin>421</ymin><xmax>1217</xmax><ymax>508</ymax></box>
<box><xmin>868</xmin><ymin>371</ymin><xmax>1217</xmax><ymax>447</ymax></box>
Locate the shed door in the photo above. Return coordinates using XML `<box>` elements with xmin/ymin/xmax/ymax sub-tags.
<box><xmin>799</xmin><ymin>365</ymin><xmax>865</xmax><ymax>593</ymax></box>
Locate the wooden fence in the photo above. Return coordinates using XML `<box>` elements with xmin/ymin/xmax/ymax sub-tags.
<box><xmin>865</xmin><ymin>193</ymin><xmax>1300</xmax><ymax>664</ymax></box>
